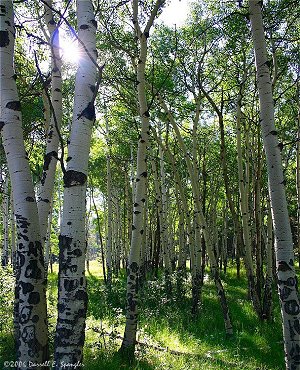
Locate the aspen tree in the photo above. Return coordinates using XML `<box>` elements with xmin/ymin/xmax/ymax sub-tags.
<box><xmin>250</xmin><ymin>1</ymin><xmax>300</xmax><ymax>367</ymax></box>
<box><xmin>155</xmin><ymin>96</ymin><xmax>232</xmax><ymax>334</ymax></box>
<box><xmin>120</xmin><ymin>0</ymin><xmax>166</xmax><ymax>356</ymax></box>
<box><xmin>0</xmin><ymin>0</ymin><xmax>49</xmax><ymax>366</ymax></box>
<box><xmin>54</xmin><ymin>0</ymin><xmax>98</xmax><ymax>365</ymax></box>
<box><xmin>105</xmin><ymin>114</ymin><xmax>113</xmax><ymax>286</ymax></box>
<box><xmin>37</xmin><ymin>0</ymin><xmax>62</xmax><ymax>244</ymax></box>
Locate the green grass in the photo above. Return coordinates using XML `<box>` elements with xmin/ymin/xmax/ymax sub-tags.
<box><xmin>0</xmin><ymin>261</ymin><xmax>294</xmax><ymax>369</ymax></box>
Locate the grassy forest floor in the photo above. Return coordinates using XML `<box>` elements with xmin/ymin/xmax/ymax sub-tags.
<box><xmin>1</xmin><ymin>260</ymin><xmax>298</xmax><ymax>369</ymax></box>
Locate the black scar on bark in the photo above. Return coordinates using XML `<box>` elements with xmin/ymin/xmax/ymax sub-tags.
<box><xmin>141</xmin><ymin>198</ymin><xmax>146</xmax><ymax>203</ymax></box>
<box><xmin>75</xmin><ymin>289</ymin><xmax>88</xmax><ymax>303</ymax></box>
<box><xmin>20</xmin><ymin>306</ymin><xmax>33</xmax><ymax>324</ymax></box>
<box><xmin>79</xmin><ymin>102</ymin><xmax>95</xmax><ymax>121</ymax></box>
<box><xmin>141</xmin><ymin>171</ymin><xmax>147</xmax><ymax>177</ymax></box>
<box><xmin>66</xmin><ymin>156</ymin><xmax>72</xmax><ymax>162</ymax></box>
<box><xmin>130</xmin><ymin>262</ymin><xmax>139</xmax><ymax>273</ymax></box>
<box><xmin>280</xmin><ymin>286</ymin><xmax>293</xmax><ymax>300</ymax></box>
<box><xmin>55</xmin><ymin>326</ymin><xmax>73</xmax><ymax>343</ymax></box>
<box><xmin>25</xmin><ymin>260</ymin><xmax>42</xmax><ymax>279</ymax></box>
<box><xmin>39</xmin><ymin>198</ymin><xmax>49</xmax><ymax>203</ymax></box>
<box><xmin>144</xmin><ymin>111</ymin><xmax>150</xmax><ymax>117</ymax></box>
<box><xmin>80</xmin><ymin>24</ymin><xmax>89</xmax><ymax>29</ymax></box>
<box><xmin>58</xmin><ymin>303</ymin><xmax>67</xmax><ymax>313</ymax></box>
<box><xmin>25</xmin><ymin>196</ymin><xmax>34</xmax><ymax>202</ymax></box>
<box><xmin>6</xmin><ymin>100</ymin><xmax>21</xmax><ymax>111</ymax></box>
<box><xmin>28</xmin><ymin>291</ymin><xmax>40</xmax><ymax>305</ymax></box>
<box><xmin>20</xmin><ymin>233</ymin><xmax>29</xmax><ymax>242</ymax></box>
<box><xmin>278</xmin><ymin>261</ymin><xmax>292</xmax><ymax>272</ymax></box>
<box><xmin>20</xmin><ymin>281</ymin><xmax>34</xmax><ymax>294</ymax></box>
<box><xmin>64</xmin><ymin>279</ymin><xmax>79</xmax><ymax>292</ymax></box>
<box><xmin>0</xmin><ymin>121</ymin><xmax>5</xmax><ymax>131</ymax></box>
<box><xmin>72</xmin><ymin>248</ymin><xmax>82</xmax><ymax>257</ymax></box>
<box><xmin>134</xmin><ymin>210</ymin><xmax>141</xmax><ymax>215</ymax></box>
<box><xmin>284</xmin><ymin>300</ymin><xmax>300</xmax><ymax>315</ymax></box>
<box><xmin>15</xmin><ymin>214</ymin><xmax>30</xmax><ymax>229</ymax></box>
<box><xmin>0</xmin><ymin>31</ymin><xmax>9</xmax><ymax>47</ymax></box>
<box><xmin>127</xmin><ymin>294</ymin><xmax>137</xmax><ymax>312</ymax></box>
<box><xmin>54</xmin><ymin>88</ymin><xmax>61</xmax><ymax>92</ymax></box>
<box><xmin>42</xmin><ymin>151</ymin><xmax>58</xmax><ymax>176</ymax></box>
<box><xmin>21</xmin><ymin>325</ymin><xmax>36</xmax><ymax>343</ymax></box>
<box><xmin>91</xmin><ymin>19</ymin><xmax>97</xmax><ymax>28</ymax></box>
<box><xmin>132</xmin><ymin>224</ymin><xmax>136</xmax><ymax>230</ymax></box>
<box><xmin>90</xmin><ymin>84</ymin><xmax>96</xmax><ymax>93</ymax></box>
<box><xmin>32</xmin><ymin>315</ymin><xmax>39</xmax><ymax>323</ymax></box>
<box><xmin>64</xmin><ymin>170</ymin><xmax>87</xmax><ymax>187</ymax></box>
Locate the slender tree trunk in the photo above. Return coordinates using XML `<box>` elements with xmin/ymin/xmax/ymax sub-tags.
<box><xmin>262</xmin><ymin>202</ymin><xmax>273</xmax><ymax>320</ymax></box>
<box><xmin>120</xmin><ymin>1</ymin><xmax>165</xmax><ymax>357</ymax></box>
<box><xmin>38</xmin><ymin>0</ymin><xmax>62</xmax><ymax>244</ymax></box>
<box><xmin>157</xmin><ymin>95</ymin><xmax>232</xmax><ymax>334</ymax></box>
<box><xmin>236</xmin><ymin>78</ymin><xmax>261</xmax><ymax>316</ymax></box>
<box><xmin>106</xmin><ymin>115</ymin><xmax>113</xmax><ymax>286</ymax></box>
<box><xmin>0</xmin><ymin>1</ymin><xmax>49</xmax><ymax>367</ymax></box>
<box><xmin>54</xmin><ymin>1</ymin><xmax>98</xmax><ymax>366</ymax></box>
<box><xmin>250</xmin><ymin>1</ymin><xmax>300</xmax><ymax>367</ymax></box>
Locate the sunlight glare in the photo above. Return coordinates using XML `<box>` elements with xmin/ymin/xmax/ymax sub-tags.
<box><xmin>59</xmin><ymin>31</ymin><xmax>80</xmax><ymax>64</ymax></box>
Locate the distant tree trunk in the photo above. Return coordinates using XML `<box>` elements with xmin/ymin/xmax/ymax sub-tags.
<box><xmin>0</xmin><ymin>0</ymin><xmax>49</xmax><ymax>366</ymax></box>
<box><xmin>157</xmin><ymin>95</ymin><xmax>232</xmax><ymax>334</ymax></box>
<box><xmin>54</xmin><ymin>0</ymin><xmax>98</xmax><ymax>366</ymax></box>
<box><xmin>250</xmin><ymin>1</ymin><xmax>300</xmax><ymax>368</ymax></box>
<box><xmin>106</xmin><ymin>115</ymin><xmax>113</xmax><ymax>286</ymax></box>
<box><xmin>236</xmin><ymin>75</ymin><xmax>262</xmax><ymax>316</ymax></box>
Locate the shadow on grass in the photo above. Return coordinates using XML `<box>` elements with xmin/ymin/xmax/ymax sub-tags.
<box><xmin>86</xmin><ymin>268</ymin><xmax>285</xmax><ymax>369</ymax></box>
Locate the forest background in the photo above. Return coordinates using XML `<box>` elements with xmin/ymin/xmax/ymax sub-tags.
<box><xmin>0</xmin><ymin>0</ymin><xmax>300</xmax><ymax>369</ymax></box>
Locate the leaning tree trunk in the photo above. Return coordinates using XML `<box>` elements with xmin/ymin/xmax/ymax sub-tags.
<box><xmin>54</xmin><ymin>0</ymin><xmax>98</xmax><ymax>367</ymax></box>
<box><xmin>249</xmin><ymin>1</ymin><xmax>300</xmax><ymax>368</ymax></box>
<box><xmin>0</xmin><ymin>1</ymin><xmax>49</xmax><ymax>367</ymax></box>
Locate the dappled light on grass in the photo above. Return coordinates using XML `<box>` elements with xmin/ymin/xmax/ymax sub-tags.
<box><xmin>0</xmin><ymin>262</ymin><xmax>286</xmax><ymax>369</ymax></box>
<box><xmin>83</xmin><ymin>262</ymin><xmax>284</xmax><ymax>369</ymax></box>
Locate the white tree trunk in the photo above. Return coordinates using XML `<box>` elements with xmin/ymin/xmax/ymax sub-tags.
<box><xmin>120</xmin><ymin>0</ymin><xmax>165</xmax><ymax>355</ymax></box>
<box><xmin>54</xmin><ymin>0</ymin><xmax>98</xmax><ymax>366</ymax></box>
<box><xmin>37</xmin><ymin>0</ymin><xmax>62</xmax><ymax>244</ymax></box>
<box><xmin>1</xmin><ymin>175</ymin><xmax>9</xmax><ymax>266</ymax></box>
<box><xmin>0</xmin><ymin>1</ymin><xmax>49</xmax><ymax>366</ymax></box>
<box><xmin>250</xmin><ymin>1</ymin><xmax>300</xmax><ymax>368</ymax></box>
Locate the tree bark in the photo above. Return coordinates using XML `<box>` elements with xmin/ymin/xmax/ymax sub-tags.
<box><xmin>0</xmin><ymin>1</ymin><xmax>49</xmax><ymax>367</ymax></box>
<box><xmin>54</xmin><ymin>0</ymin><xmax>98</xmax><ymax>366</ymax></box>
<box><xmin>250</xmin><ymin>1</ymin><xmax>300</xmax><ymax>368</ymax></box>
<box><xmin>120</xmin><ymin>1</ymin><xmax>165</xmax><ymax>357</ymax></box>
